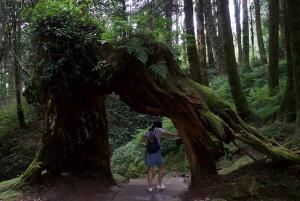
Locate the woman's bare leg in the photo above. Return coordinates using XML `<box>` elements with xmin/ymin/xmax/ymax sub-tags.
<box><xmin>158</xmin><ymin>165</ymin><xmax>164</xmax><ymax>185</ymax></box>
<box><xmin>147</xmin><ymin>166</ymin><xmax>153</xmax><ymax>187</ymax></box>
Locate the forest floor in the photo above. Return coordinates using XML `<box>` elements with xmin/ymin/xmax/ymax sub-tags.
<box><xmin>1</xmin><ymin>161</ymin><xmax>300</xmax><ymax>201</ymax></box>
<box><xmin>1</xmin><ymin>176</ymin><xmax>188</xmax><ymax>201</ymax></box>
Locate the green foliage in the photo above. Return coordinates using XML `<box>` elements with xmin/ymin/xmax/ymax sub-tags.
<box><xmin>259</xmin><ymin>125</ymin><xmax>280</xmax><ymax>137</ymax></box>
<box><xmin>101</xmin><ymin>12</ymin><xmax>174</xmax><ymax>45</ymax></box>
<box><xmin>120</xmin><ymin>37</ymin><xmax>149</xmax><ymax>64</ymax></box>
<box><xmin>149</xmin><ymin>62</ymin><xmax>168</xmax><ymax>79</ymax></box>
<box><xmin>23</xmin><ymin>0</ymin><xmax>101</xmax><ymax>27</ymax></box>
<box><xmin>111</xmin><ymin>118</ymin><xmax>188</xmax><ymax>179</ymax></box>
<box><xmin>111</xmin><ymin>130</ymin><xmax>145</xmax><ymax>179</ymax></box>
<box><xmin>0</xmin><ymin>101</ymin><xmax>40</xmax><ymax>182</ymax></box>
<box><xmin>210</xmin><ymin>59</ymin><xmax>287</xmax><ymax>120</ymax></box>
<box><xmin>106</xmin><ymin>95</ymin><xmax>157</xmax><ymax>151</ymax></box>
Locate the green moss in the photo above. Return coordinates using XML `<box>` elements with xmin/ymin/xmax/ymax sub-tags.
<box><xmin>0</xmin><ymin>190</ymin><xmax>21</xmax><ymax>201</ymax></box>
<box><xmin>198</xmin><ymin>110</ymin><xmax>226</xmax><ymax>140</ymax></box>
<box><xmin>0</xmin><ymin>178</ymin><xmax>22</xmax><ymax>201</ymax></box>
<box><xmin>219</xmin><ymin>156</ymin><xmax>254</xmax><ymax>175</ymax></box>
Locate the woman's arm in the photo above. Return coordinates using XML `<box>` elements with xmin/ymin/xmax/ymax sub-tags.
<box><xmin>162</xmin><ymin>131</ymin><xmax>178</xmax><ymax>137</ymax></box>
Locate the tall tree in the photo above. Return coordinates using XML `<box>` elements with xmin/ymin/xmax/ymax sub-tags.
<box><xmin>233</xmin><ymin>0</ymin><xmax>242</xmax><ymax>64</ymax></box>
<box><xmin>278</xmin><ymin>0</ymin><xmax>296</xmax><ymax>122</ymax></box>
<box><xmin>203</xmin><ymin>0</ymin><xmax>225</xmax><ymax>74</ymax></box>
<box><xmin>249</xmin><ymin>2</ymin><xmax>255</xmax><ymax>56</ymax></box>
<box><xmin>164</xmin><ymin>0</ymin><xmax>173</xmax><ymax>47</ymax></box>
<box><xmin>242</xmin><ymin>0</ymin><xmax>250</xmax><ymax>68</ymax></box>
<box><xmin>196</xmin><ymin>0</ymin><xmax>208</xmax><ymax>85</ymax></box>
<box><xmin>286</xmin><ymin>0</ymin><xmax>300</xmax><ymax>145</ymax></box>
<box><xmin>206</xmin><ymin>31</ymin><xmax>215</xmax><ymax>68</ymax></box>
<box><xmin>268</xmin><ymin>0</ymin><xmax>279</xmax><ymax>95</ymax></box>
<box><xmin>217</xmin><ymin>0</ymin><xmax>256</xmax><ymax>121</ymax></box>
<box><xmin>184</xmin><ymin>0</ymin><xmax>202</xmax><ymax>83</ymax></box>
<box><xmin>12</xmin><ymin>1</ymin><xmax>25</xmax><ymax>127</ymax></box>
<box><xmin>254</xmin><ymin>0</ymin><xmax>267</xmax><ymax>65</ymax></box>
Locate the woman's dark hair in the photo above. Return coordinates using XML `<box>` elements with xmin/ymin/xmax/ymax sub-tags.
<box><xmin>149</xmin><ymin>121</ymin><xmax>162</xmax><ymax>131</ymax></box>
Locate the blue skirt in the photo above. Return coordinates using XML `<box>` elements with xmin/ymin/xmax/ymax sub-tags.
<box><xmin>144</xmin><ymin>150</ymin><xmax>163</xmax><ymax>166</ymax></box>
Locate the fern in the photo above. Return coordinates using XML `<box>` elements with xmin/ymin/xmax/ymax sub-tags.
<box><xmin>149</xmin><ymin>62</ymin><xmax>168</xmax><ymax>79</ymax></box>
<box><xmin>120</xmin><ymin>37</ymin><xmax>149</xmax><ymax>64</ymax></box>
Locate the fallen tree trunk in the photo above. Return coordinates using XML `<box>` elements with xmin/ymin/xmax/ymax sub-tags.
<box><xmin>22</xmin><ymin>13</ymin><xmax>300</xmax><ymax>186</ymax></box>
<box><xmin>105</xmin><ymin>37</ymin><xmax>300</xmax><ymax>184</ymax></box>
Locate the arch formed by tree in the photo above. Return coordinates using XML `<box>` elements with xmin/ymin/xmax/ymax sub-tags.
<box><xmin>22</xmin><ymin>12</ymin><xmax>300</xmax><ymax>186</ymax></box>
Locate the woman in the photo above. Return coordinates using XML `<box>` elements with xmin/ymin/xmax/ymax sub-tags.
<box><xmin>142</xmin><ymin>121</ymin><xmax>177</xmax><ymax>192</ymax></box>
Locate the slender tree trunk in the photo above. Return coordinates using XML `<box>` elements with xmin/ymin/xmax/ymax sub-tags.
<box><xmin>278</xmin><ymin>0</ymin><xmax>296</xmax><ymax>123</ymax></box>
<box><xmin>174</xmin><ymin>0</ymin><xmax>180</xmax><ymax>45</ymax></box>
<box><xmin>206</xmin><ymin>31</ymin><xmax>215</xmax><ymax>68</ymax></box>
<box><xmin>184</xmin><ymin>0</ymin><xmax>202</xmax><ymax>83</ymax></box>
<box><xmin>203</xmin><ymin>0</ymin><xmax>225</xmax><ymax>74</ymax></box>
<box><xmin>181</xmin><ymin>30</ymin><xmax>188</xmax><ymax>67</ymax></box>
<box><xmin>279</xmin><ymin>0</ymin><xmax>286</xmax><ymax>58</ymax></box>
<box><xmin>165</xmin><ymin>0</ymin><xmax>173</xmax><ymax>47</ymax></box>
<box><xmin>120</xmin><ymin>0</ymin><xmax>126</xmax><ymax>20</ymax></box>
<box><xmin>12</xmin><ymin>3</ymin><xmax>25</xmax><ymax>128</ymax></box>
<box><xmin>233</xmin><ymin>0</ymin><xmax>243</xmax><ymax>64</ymax></box>
<box><xmin>250</xmin><ymin>2</ymin><xmax>255</xmax><ymax>57</ymax></box>
<box><xmin>196</xmin><ymin>0</ymin><xmax>208</xmax><ymax>85</ymax></box>
<box><xmin>254</xmin><ymin>0</ymin><xmax>267</xmax><ymax>65</ymax></box>
<box><xmin>268</xmin><ymin>0</ymin><xmax>279</xmax><ymax>96</ymax></box>
<box><xmin>285</xmin><ymin>0</ymin><xmax>300</xmax><ymax>145</ymax></box>
<box><xmin>217</xmin><ymin>0</ymin><xmax>256</xmax><ymax>121</ymax></box>
<box><xmin>242</xmin><ymin>0</ymin><xmax>250</xmax><ymax>68</ymax></box>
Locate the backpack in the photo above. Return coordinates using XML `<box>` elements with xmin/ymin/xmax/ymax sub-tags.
<box><xmin>146</xmin><ymin>129</ymin><xmax>160</xmax><ymax>153</ymax></box>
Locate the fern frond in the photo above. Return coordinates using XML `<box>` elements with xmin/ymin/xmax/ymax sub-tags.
<box><xmin>120</xmin><ymin>37</ymin><xmax>148</xmax><ymax>64</ymax></box>
<box><xmin>149</xmin><ymin>62</ymin><xmax>168</xmax><ymax>79</ymax></box>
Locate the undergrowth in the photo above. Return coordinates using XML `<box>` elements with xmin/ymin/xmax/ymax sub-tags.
<box><xmin>111</xmin><ymin>118</ymin><xmax>189</xmax><ymax>179</ymax></box>
<box><xmin>0</xmin><ymin>101</ymin><xmax>40</xmax><ymax>182</ymax></box>
<box><xmin>210</xmin><ymin>59</ymin><xmax>287</xmax><ymax>120</ymax></box>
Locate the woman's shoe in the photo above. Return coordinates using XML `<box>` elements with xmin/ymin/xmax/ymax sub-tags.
<box><xmin>157</xmin><ymin>184</ymin><xmax>166</xmax><ymax>190</ymax></box>
<box><xmin>148</xmin><ymin>187</ymin><xmax>153</xmax><ymax>192</ymax></box>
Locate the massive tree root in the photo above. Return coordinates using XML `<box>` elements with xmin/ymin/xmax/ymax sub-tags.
<box><xmin>22</xmin><ymin>14</ymin><xmax>300</xmax><ymax>186</ymax></box>
<box><xmin>22</xmin><ymin>88</ymin><xmax>113</xmax><ymax>183</ymax></box>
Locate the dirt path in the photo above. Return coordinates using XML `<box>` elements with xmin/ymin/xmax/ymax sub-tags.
<box><xmin>112</xmin><ymin>177</ymin><xmax>188</xmax><ymax>201</ymax></box>
<box><xmin>18</xmin><ymin>177</ymin><xmax>189</xmax><ymax>201</ymax></box>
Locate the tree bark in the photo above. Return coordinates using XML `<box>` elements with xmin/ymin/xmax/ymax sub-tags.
<box><xmin>12</xmin><ymin>2</ymin><xmax>25</xmax><ymax>128</ymax></box>
<box><xmin>254</xmin><ymin>0</ymin><xmax>267</xmax><ymax>65</ymax></box>
<box><xmin>279</xmin><ymin>0</ymin><xmax>286</xmax><ymax>58</ymax></box>
<box><xmin>233</xmin><ymin>0</ymin><xmax>243</xmax><ymax>64</ymax></box>
<box><xmin>268</xmin><ymin>0</ymin><xmax>279</xmax><ymax>96</ymax></box>
<box><xmin>242</xmin><ymin>0</ymin><xmax>250</xmax><ymax>68</ymax></box>
<box><xmin>250</xmin><ymin>2</ymin><xmax>255</xmax><ymax>57</ymax></box>
<box><xmin>278</xmin><ymin>0</ymin><xmax>296</xmax><ymax>123</ymax></box>
<box><xmin>184</xmin><ymin>0</ymin><xmax>202</xmax><ymax>83</ymax></box>
<box><xmin>196</xmin><ymin>0</ymin><xmax>208</xmax><ymax>85</ymax></box>
<box><xmin>164</xmin><ymin>0</ymin><xmax>173</xmax><ymax>47</ymax></box>
<box><xmin>203</xmin><ymin>0</ymin><xmax>225</xmax><ymax>74</ymax></box>
<box><xmin>206</xmin><ymin>32</ymin><xmax>215</xmax><ymax>68</ymax></box>
<box><xmin>22</xmin><ymin>93</ymin><xmax>113</xmax><ymax>183</ymax></box>
<box><xmin>217</xmin><ymin>0</ymin><xmax>256</xmax><ymax>121</ymax></box>
<box><xmin>286</xmin><ymin>0</ymin><xmax>300</xmax><ymax>145</ymax></box>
